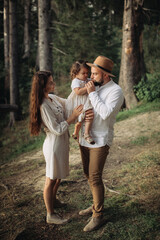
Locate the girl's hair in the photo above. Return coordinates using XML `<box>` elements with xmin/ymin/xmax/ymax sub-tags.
<box><xmin>29</xmin><ymin>70</ymin><xmax>52</xmax><ymax>136</ymax></box>
<box><xmin>70</xmin><ymin>60</ymin><xmax>90</xmax><ymax>80</ymax></box>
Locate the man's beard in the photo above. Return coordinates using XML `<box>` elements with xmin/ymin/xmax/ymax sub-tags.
<box><xmin>93</xmin><ymin>78</ymin><xmax>104</xmax><ymax>86</ymax></box>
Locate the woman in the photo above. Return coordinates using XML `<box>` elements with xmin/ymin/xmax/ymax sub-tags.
<box><xmin>29</xmin><ymin>71</ymin><xmax>83</xmax><ymax>224</ymax></box>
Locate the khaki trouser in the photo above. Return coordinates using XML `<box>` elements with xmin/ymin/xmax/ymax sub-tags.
<box><xmin>79</xmin><ymin>144</ymin><xmax>110</xmax><ymax>217</ymax></box>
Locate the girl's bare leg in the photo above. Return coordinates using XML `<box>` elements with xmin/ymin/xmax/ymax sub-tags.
<box><xmin>84</xmin><ymin>119</ymin><xmax>95</xmax><ymax>145</ymax></box>
<box><xmin>72</xmin><ymin>122</ymin><xmax>82</xmax><ymax>140</ymax></box>
<box><xmin>53</xmin><ymin>179</ymin><xmax>61</xmax><ymax>207</ymax></box>
<box><xmin>43</xmin><ymin>177</ymin><xmax>56</xmax><ymax>214</ymax></box>
<box><xmin>45</xmin><ymin>178</ymin><xmax>69</xmax><ymax>224</ymax></box>
<box><xmin>84</xmin><ymin>120</ymin><xmax>92</xmax><ymax>136</ymax></box>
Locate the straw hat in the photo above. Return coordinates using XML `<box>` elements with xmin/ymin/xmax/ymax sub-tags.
<box><xmin>86</xmin><ymin>55</ymin><xmax>115</xmax><ymax>77</ymax></box>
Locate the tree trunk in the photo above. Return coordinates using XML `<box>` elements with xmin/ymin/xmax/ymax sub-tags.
<box><xmin>9</xmin><ymin>0</ymin><xmax>19</xmax><ymax>126</ymax></box>
<box><xmin>23</xmin><ymin>0</ymin><xmax>30</xmax><ymax>59</ymax></box>
<box><xmin>119</xmin><ymin>0</ymin><xmax>146</xmax><ymax>109</ymax></box>
<box><xmin>38</xmin><ymin>0</ymin><xmax>52</xmax><ymax>72</ymax></box>
<box><xmin>3</xmin><ymin>0</ymin><xmax>9</xmax><ymax>100</ymax></box>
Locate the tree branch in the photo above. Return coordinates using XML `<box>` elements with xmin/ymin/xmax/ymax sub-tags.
<box><xmin>104</xmin><ymin>184</ymin><xmax>139</xmax><ymax>199</ymax></box>
<box><xmin>142</xmin><ymin>7</ymin><xmax>160</xmax><ymax>13</ymax></box>
<box><xmin>52</xmin><ymin>21</ymin><xmax>69</xmax><ymax>26</ymax></box>
<box><xmin>0</xmin><ymin>104</ymin><xmax>18</xmax><ymax>112</ymax></box>
<box><xmin>52</xmin><ymin>46</ymin><xmax>67</xmax><ymax>55</ymax></box>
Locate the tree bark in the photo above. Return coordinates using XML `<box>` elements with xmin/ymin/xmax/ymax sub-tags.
<box><xmin>3</xmin><ymin>0</ymin><xmax>9</xmax><ymax>99</ymax></box>
<box><xmin>119</xmin><ymin>0</ymin><xmax>146</xmax><ymax>109</ymax></box>
<box><xmin>9</xmin><ymin>0</ymin><xmax>19</xmax><ymax>126</ymax></box>
<box><xmin>38</xmin><ymin>0</ymin><xmax>52</xmax><ymax>72</ymax></box>
<box><xmin>23</xmin><ymin>0</ymin><xmax>30</xmax><ymax>59</ymax></box>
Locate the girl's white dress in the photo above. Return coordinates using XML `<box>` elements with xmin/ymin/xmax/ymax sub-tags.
<box><xmin>65</xmin><ymin>78</ymin><xmax>92</xmax><ymax>121</ymax></box>
<box><xmin>40</xmin><ymin>95</ymin><xmax>69</xmax><ymax>180</ymax></box>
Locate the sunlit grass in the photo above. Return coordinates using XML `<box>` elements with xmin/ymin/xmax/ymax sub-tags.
<box><xmin>130</xmin><ymin>136</ymin><xmax>149</xmax><ymax>145</ymax></box>
<box><xmin>116</xmin><ymin>99</ymin><xmax>160</xmax><ymax>122</ymax></box>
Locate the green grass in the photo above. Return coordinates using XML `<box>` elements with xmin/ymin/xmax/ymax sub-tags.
<box><xmin>0</xmin><ymin>101</ymin><xmax>160</xmax><ymax>239</ymax></box>
<box><xmin>0</xmin><ymin>100</ymin><xmax>159</xmax><ymax>165</ymax></box>
<box><xmin>0</xmin><ymin>118</ymin><xmax>45</xmax><ymax>164</ymax></box>
<box><xmin>116</xmin><ymin>99</ymin><xmax>160</xmax><ymax>122</ymax></box>
<box><xmin>56</xmin><ymin>149</ymin><xmax>160</xmax><ymax>240</ymax></box>
<box><xmin>130</xmin><ymin>136</ymin><xmax>149</xmax><ymax>145</ymax></box>
<box><xmin>127</xmin><ymin>131</ymin><xmax>160</xmax><ymax>147</ymax></box>
<box><xmin>56</xmin><ymin>126</ymin><xmax>160</xmax><ymax>240</ymax></box>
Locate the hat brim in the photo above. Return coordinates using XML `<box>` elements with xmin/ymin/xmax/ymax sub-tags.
<box><xmin>86</xmin><ymin>63</ymin><xmax>115</xmax><ymax>77</ymax></box>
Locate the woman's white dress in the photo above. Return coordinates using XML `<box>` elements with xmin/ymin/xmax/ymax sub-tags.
<box><xmin>65</xmin><ymin>78</ymin><xmax>92</xmax><ymax>121</ymax></box>
<box><xmin>40</xmin><ymin>95</ymin><xmax>69</xmax><ymax>180</ymax></box>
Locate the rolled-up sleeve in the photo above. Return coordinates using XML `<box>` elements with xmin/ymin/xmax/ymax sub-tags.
<box><xmin>89</xmin><ymin>88</ymin><xmax>124</xmax><ymax>120</ymax></box>
<box><xmin>41</xmin><ymin>104</ymin><xmax>69</xmax><ymax>136</ymax></box>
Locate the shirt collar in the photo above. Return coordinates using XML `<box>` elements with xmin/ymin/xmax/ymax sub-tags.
<box><xmin>97</xmin><ymin>79</ymin><xmax>113</xmax><ymax>91</ymax></box>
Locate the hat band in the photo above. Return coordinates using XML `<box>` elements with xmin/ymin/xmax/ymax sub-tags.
<box><xmin>93</xmin><ymin>63</ymin><xmax>111</xmax><ymax>73</ymax></box>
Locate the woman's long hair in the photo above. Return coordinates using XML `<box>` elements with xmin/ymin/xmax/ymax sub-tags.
<box><xmin>29</xmin><ymin>71</ymin><xmax>52</xmax><ymax>136</ymax></box>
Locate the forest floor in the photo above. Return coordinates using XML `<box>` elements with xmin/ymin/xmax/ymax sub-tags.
<box><xmin>0</xmin><ymin>111</ymin><xmax>160</xmax><ymax>240</ymax></box>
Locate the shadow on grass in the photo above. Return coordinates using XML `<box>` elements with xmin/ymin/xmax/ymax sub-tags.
<box><xmin>14</xmin><ymin>221</ymin><xmax>66</xmax><ymax>240</ymax></box>
<box><xmin>102</xmin><ymin>196</ymin><xmax>160</xmax><ymax>240</ymax></box>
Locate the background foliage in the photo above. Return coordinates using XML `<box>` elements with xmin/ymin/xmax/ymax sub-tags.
<box><xmin>134</xmin><ymin>73</ymin><xmax>160</xmax><ymax>102</ymax></box>
<box><xmin>0</xmin><ymin>0</ymin><xmax>160</xmax><ymax>128</ymax></box>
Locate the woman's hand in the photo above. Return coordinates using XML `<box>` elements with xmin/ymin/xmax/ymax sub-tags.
<box><xmin>85</xmin><ymin>109</ymin><xmax>94</xmax><ymax>122</ymax></box>
<box><xmin>72</xmin><ymin>104</ymin><xmax>83</xmax><ymax>118</ymax></box>
<box><xmin>66</xmin><ymin>104</ymin><xmax>83</xmax><ymax>125</ymax></box>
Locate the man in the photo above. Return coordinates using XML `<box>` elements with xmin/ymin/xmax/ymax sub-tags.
<box><xmin>78</xmin><ymin>55</ymin><xmax>124</xmax><ymax>232</ymax></box>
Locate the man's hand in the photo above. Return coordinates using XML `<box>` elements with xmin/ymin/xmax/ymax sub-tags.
<box><xmin>85</xmin><ymin>109</ymin><xmax>94</xmax><ymax>122</ymax></box>
<box><xmin>86</xmin><ymin>81</ymin><xmax>95</xmax><ymax>94</ymax></box>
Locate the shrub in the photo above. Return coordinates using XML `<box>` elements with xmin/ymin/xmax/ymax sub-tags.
<box><xmin>134</xmin><ymin>73</ymin><xmax>160</xmax><ymax>102</ymax></box>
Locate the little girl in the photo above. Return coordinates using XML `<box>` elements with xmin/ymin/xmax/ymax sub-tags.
<box><xmin>66</xmin><ymin>60</ymin><xmax>95</xmax><ymax>145</ymax></box>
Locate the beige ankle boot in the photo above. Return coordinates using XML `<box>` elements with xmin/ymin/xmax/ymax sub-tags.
<box><xmin>79</xmin><ymin>206</ymin><xmax>92</xmax><ymax>216</ymax></box>
<box><xmin>83</xmin><ymin>215</ymin><xmax>105</xmax><ymax>232</ymax></box>
<box><xmin>46</xmin><ymin>213</ymin><xmax>68</xmax><ymax>224</ymax></box>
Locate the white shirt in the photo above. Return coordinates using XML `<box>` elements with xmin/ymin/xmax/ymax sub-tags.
<box><xmin>79</xmin><ymin>80</ymin><xmax>124</xmax><ymax>148</ymax></box>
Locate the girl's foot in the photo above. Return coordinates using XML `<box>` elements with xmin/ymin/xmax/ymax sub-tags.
<box><xmin>72</xmin><ymin>133</ymin><xmax>79</xmax><ymax>142</ymax></box>
<box><xmin>84</xmin><ymin>134</ymin><xmax>95</xmax><ymax>145</ymax></box>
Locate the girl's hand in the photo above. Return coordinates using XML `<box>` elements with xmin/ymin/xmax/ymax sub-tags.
<box><xmin>86</xmin><ymin>81</ymin><xmax>95</xmax><ymax>94</ymax></box>
<box><xmin>85</xmin><ymin>109</ymin><xmax>94</xmax><ymax>122</ymax></box>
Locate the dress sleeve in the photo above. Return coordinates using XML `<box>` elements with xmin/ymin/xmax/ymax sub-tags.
<box><xmin>89</xmin><ymin>88</ymin><xmax>124</xmax><ymax>120</ymax></box>
<box><xmin>71</xmin><ymin>78</ymin><xmax>81</xmax><ymax>90</ymax></box>
<box><xmin>40</xmin><ymin>104</ymin><xmax>69</xmax><ymax>136</ymax></box>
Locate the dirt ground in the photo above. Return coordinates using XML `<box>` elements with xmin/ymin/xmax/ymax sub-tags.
<box><xmin>0</xmin><ymin>111</ymin><xmax>160</xmax><ymax>240</ymax></box>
